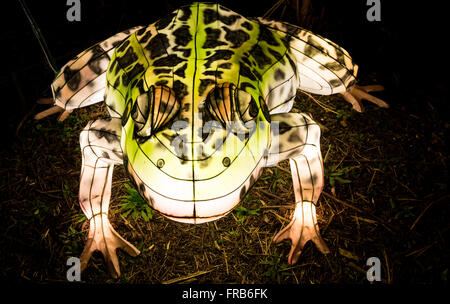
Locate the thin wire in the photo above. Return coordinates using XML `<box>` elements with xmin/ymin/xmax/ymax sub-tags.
<box><xmin>18</xmin><ymin>0</ymin><xmax>58</xmax><ymax>74</ymax></box>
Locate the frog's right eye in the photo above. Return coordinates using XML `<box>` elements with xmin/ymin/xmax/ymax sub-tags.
<box><xmin>131</xmin><ymin>85</ymin><xmax>180</xmax><ymax>138</ymax></box>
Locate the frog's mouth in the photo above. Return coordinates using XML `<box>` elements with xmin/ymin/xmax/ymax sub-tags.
<box><xmin>125</xmin><ymin>149</ymin><xmax>267</xmax><ymax>224</ymax></box>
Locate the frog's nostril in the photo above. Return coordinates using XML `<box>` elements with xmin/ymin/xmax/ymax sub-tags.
<box><xmin>222</xmin><ymin>157</ymin><xmax>231</xmax><ymax>167</ymax></box>
<box><xmin>156</xmin><ymin>159</ymin><xmax>165</xmax><ymax>168</ymax></box>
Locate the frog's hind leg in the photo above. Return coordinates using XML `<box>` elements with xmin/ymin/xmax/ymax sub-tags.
<box><xmin>79</xmin><ymin>118</ymin><xmax>140</xmax><ymax>278</ymax></box>
<box><xmin>256</xmin><ymin>18</ymin><xmax>388</xmax><ymax>111</ymax></box>
<box><xmin>35</xmin><ymin>26</ymin><xmax>143</xmax><ymax>121</ymax></box>
<box><xmin>267</xmin><ymin>112</ymin><xmax>329</xmax><ymax>264</ymax></box>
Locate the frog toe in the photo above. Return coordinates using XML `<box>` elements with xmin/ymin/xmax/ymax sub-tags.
<box><xmin>80</xmin><ymin>215</ymin><xmax>140</xmax><ymax>278</ymax></box>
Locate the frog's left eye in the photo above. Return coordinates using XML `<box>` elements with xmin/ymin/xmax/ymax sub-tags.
<box><xmin>205</xmin><ymin>83</ymin><xmax>258</xmax><ymax>127</ymax></box>
<box><xmin>132</xmin><ymin>85</ymin><xmax>180</xmax><ymax>138</ymax></box>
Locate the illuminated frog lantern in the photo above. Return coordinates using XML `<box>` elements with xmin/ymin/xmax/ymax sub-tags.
<box><xmin>36</xmin><ymin>2</ymin><xmax>388</xmax><ymax>277</ymax></box>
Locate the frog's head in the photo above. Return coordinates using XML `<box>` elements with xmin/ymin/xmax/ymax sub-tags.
<box><xmin>120</xmin><ymin>81</ymin><xmax>271</xmax><ymax>223</ymax></box>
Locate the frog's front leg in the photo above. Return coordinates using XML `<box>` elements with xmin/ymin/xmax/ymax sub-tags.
<box><xmin>267</xmin><ymin>113</ymin><xmax>329</xmax><ymax>264</ymax></box>
<box><xmin>79</xmin><ymin>118</ymin><xmax>140</xmax><ymax>278</ymax></box>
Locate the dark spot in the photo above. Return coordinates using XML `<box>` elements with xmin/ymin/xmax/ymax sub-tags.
<box><xmin>274</xmin><ymin>69</ymin><xmax>285</xmax><ymax>81</ymax></box>
<box><xmin>117</xmin><ymin>47</ymin><xmax>138</xmax><ymax>68</ymax></box>
<box><xmin>173</xmin><ymin>47</ymin><xmax>191</xmax><ymax>58</ymax></box>
<box><xmin>204</xmin><ymin>70</ymin><xmax>223</xmax><ymax>79</ymax></box>
<box><xmin>330</xmin><ymin>79</ymin><xmax>342</xmax><ymax>87</ymax></box>
<box><xmin>174</xmin><ymin>63</ymin><xmax>188</xmax><ymax>78</ymax></box>
<box><xmin>278</xmin><ymin>121</ymin><xmax>292</xmax><ymax>134</ymax></box>
<box><xmin>173</xmin><ymin>25</ymin><xmax>192</xmax><ymax>46</ymax></box>
<box><xmin>63</xmin><ymin>66</ymin><xmax>81</xmax><ymax>91</ymax></box>
<box><xmin>204</xmin><ymin>50</ymin><xmax>234</xmax><ymax>69</ymax></box>
<box><xmin>54</xmin><ymin>87</ymin><xmax>62</xmax><ymax>99</ymax></box>
<box><xmin>123</xmin><ymin>63</ymin><xmax>145</xmax><ymax>86</ymax></box>
<box><xmin>241</xmin><ymin>21</ymin><xmax>253</xmax><ymax>30</ymax></box>
<box><xmin>109</xmin><ymin>60</ymin><xmax>119</xmax><ymax>75</ymax></box>
<box><xmin>112</xmin><ymin>40</ymin><xmax>123</xmax><ymax>48</ymax></box>
<box><xmin>145</xmin><ymin>34</ymin><xmax>170</xmax><ymax>59</ymax></box>
<box><xmin>179</xmin><ymin>6</ymin><xmax>192</xmax><ymax>21</ymax></box>
<box><xmin>88</xmin><ymin>45</ymin><xmax>108</xmax><ymax>75</ymax></box>
<box><xmin>199</xmin><ymin>79</ymin><xmax>216</xmax><ymax>96</ymax></box>
<box><xmin>154</xmin><ymin>68</ymin><xmax>171</xmax><ymax>75</ymax></box>
<box><xmin>93</xmin><ymin>129</ymin><xmax>117</xmax><ymax>143</ymax></box>
<box><xmin>203</xmin><ymin>28</ymin><xmax>227</xmax><ymax>49</ymax></box>
<box><xmin>288</xmin><ymin>131</ymin><xmax>301</xmax><ymax>142</ymax></box>
<box><xmin>324</xmin><ymin>61</ymin><xmax>341</xmax><ymax>71</ymax></box>
<box><xmin>220</xmin><ymin>14</ymin><xmax>240</xmax><ymax>26</ymax></box>
<box><xmin>203</xmin><ymin>8</ymin><xmax>240</xmax><ymax>26</ymax></box>
<box><xmin>154</xmin><ymin>54</ymin><xmax>186</xmax><ymax>67</ymax></box>
<box><xmin>203</xmin><ymin>9</ymin><xmax>217</xmax><ymax>24</ymax></box>
<box><xmin>172</xmin><ymin>80</ymin><xmax>188</xmax><ymax>99</ymax></box>
<box><xmin>218</xmin><ymin>62</ymin><xmax>232</xmax><ymax>69</ymax></box>
<box><xmin>155</xmin><ymin>80</ymin><xmax>169</xmax><ymax>86</ymax></box>
<box><xmin>258</xmin><ymin>25</ymin><xmax>279</xmax><ymax>46</ymax></box>
<box><xmin>268</xmin><ymin>48</ymin><xmax>285</xmax><ymax>64</ymax></box>
<box><xmin>311</xmin><ymin>173</ymin><xmax>319</xmax><ymax>185</ymax></box>
<box><xmin>101</xmin><ymin>151</ymin><xmax>110</xmax><ymax>159</ymax></box>
<box><xmin>116</xmin><ymin>39</ymin><xmax>130</xmax><ymax>53</ymax></box>
<box><xmin>155</xmin><ymin>12</ymin><xmax>176</xmax><ymax>30</ymax></box>
<box><xmin>239</xmin><ymin>64</ymin><xmax>256</xmax><ymax>81</ymax></box>
<box><xmin>249</xmin><ymin>98</ymin><xmax>259</xmax><ymax>117</ymax></box>
<box><xmin>249</xmin><ymin>44</ymin><xmax>272</xmax><ymax>69</ymax></box>
<box><xmin>182</xmin><ymin>103</ymin><xmax>190</xmax><ymax>111</ymax></box>
<box><xmin>137</xmin><ymin>27</ymin><xmax>147</xmax><ymax>36</ymax></box>
<box><xmin>224</xmin><ymin>28</ymin><xmax>250</xmax><ymax>48</ymax></box>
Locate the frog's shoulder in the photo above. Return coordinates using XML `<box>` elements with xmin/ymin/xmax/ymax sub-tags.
<box><xmin>51</xmin><ymin>26</ymin><xmax>143</xmax><ymax>110</ymax></box>
<box><xmin>255</xmin><ymin>17</ymin><xmax>358</xmax><ymax>95</ymax></box>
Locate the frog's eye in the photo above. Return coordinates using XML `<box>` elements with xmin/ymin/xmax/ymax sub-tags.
<box><xmin>204</xmin><ymin>83</ymin><xmax>258</xmax><ymax>127</ymax></box>
<box><xmin>204</xmin><ymin>83</ymin><xmax>234</xmax><ymax>127</ymax></box>
<box><xmin>132</xmin><ymin>85</ymin><xmax>180</xmax><ymax>139</ymax></box>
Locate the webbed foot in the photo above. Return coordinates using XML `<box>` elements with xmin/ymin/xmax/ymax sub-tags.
<box><xmin>80</xmin><ymin>214</ymin><xmax>140</xmax><ymax>278</ymax></box>
<box><xmin>273</xmin><ymin>201</ymin><xmax>329</xmax><ymax>264</ymax></box>
<box><xmin>340</xmin><ymin>84</ymin><xmax>389</xmax><ymax>112</ymax></box>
